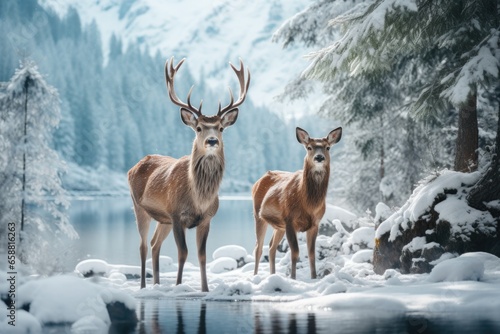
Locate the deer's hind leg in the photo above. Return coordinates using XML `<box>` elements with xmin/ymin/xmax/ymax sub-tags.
<box><xmin>151</xmin><ymin>222</ymin><xmax>173</xmax><ymax>285</ymax></box>
<box><xmin>253</xmin><ymin>215</ymin><xmax>268</xmax><ymax>276</ymax></box>
<box><xmin>133</xmin><ymin>202</ymin><xmax>152</xmax><ymax>289</ymax></box>
<box><xmin>269</xmin><ymin>229</ymin><xmax>285</xmax><ymax>275</ymax></box>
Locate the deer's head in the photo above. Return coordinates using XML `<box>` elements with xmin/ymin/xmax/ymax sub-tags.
<box><xmin>165</xmin><ymin>57</ymin><xmax>250</xmax><ymax>156</ymax></box>
<box><xmin>296</xmin><ymin>127</ymin><xmax>342</xmax><ymax>172</ymax></box>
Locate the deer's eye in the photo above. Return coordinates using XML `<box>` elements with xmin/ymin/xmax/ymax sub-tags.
<box><xmin>326</xmin><ymin>147</ymin><xmax>330</xmax><ymax>151</ymax></box>
<box><xmin>196</xmin><ymin>127</ymin><xmax>202</xmax><ymax>132</ymax></box>
<box><xmin>307</xmin><ymin>146</ymin><xmax>312</xmax><ymax>151</ymax></box>
<box><xmin>220</xmin><ymin>127</ymin><xmax>224</xmax><ymax>132</ymax></box>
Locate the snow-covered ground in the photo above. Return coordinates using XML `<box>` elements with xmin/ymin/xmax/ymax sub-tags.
<box><xmin>3</xmin><ymin>202</ymin><xmax>500</xmax><ymax>332</ymax></box>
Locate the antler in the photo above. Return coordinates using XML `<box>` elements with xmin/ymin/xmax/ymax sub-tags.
<box><xmin>165</xmin><ymin>57</ymin><xmax>203</xmax><ymax>117</ymax></box>
<box><xmin>217</xmin><ymin>59</ymin><xmax>251</xmax><ymax>116</ymax></box>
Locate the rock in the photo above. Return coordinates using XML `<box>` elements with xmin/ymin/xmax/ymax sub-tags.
<box><xmin>373</xmin><ymin>170</ymin><xmax>500</xmax><ymax>274</ymax></box>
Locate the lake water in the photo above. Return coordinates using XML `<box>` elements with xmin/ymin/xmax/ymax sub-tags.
<box><xmin>130</xmin><ymin>299</ymin><xmax>500</xmax><ymax>334</ymax></box>
<box><xmin>63</xmin><ymin>197</ymin><xmax>500</xmax><ymax>334</ymax></box>
<box><xmin>66</xmin><ymin>195</ymin><xmax>270</xmax><ymax>271</ymax></box>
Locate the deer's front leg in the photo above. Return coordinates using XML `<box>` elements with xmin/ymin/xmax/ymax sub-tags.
<box><xmin>196</xmin><ymin>220</ymin><xmax>210</xmax><ymax>292</ymax></box>
<box><xmin>151</xmin><ymin>223</ymin><xmax>173</xmax><ymax>285</ymax></box>
<box><xmin>285</xmin><ymin>222</ymin><xmax>299</xmax><ymax>279</ymax></box>
<box><xmin>306</xmin><ymin>224</ymin><xmax>319</xmax><ymax>279</ymax></box>
<box><xmin>173</xmin><ymin>223</ymin><xmax>188</xmax><ymax>285</ymax></box>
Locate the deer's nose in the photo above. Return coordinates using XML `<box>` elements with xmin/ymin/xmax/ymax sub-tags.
<box><xmin>206</xmin><ymin>137</ymin><xmax>219</xmax><ymax>146</ymax></box>
<box><xmin>314</xmin><ymin>154</ymin><xmax>325</xmax><ymax>163</ymax></box>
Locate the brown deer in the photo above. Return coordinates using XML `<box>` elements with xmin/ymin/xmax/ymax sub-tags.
<box><xmin>128</xmin><ymin>57</ymin><xmax>250</xmax><ymax>292</ymax></box>
<box><xmin>252</xmin><ymin>126</ymin><xmax>342</xmax><ymax>279</ymax></box>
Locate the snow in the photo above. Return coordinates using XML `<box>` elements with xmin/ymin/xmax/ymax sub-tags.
<box><xmin>8</xmin><ymin>237</ymin><xmax>500</xmax><ymax>330</ymax></box>
<box><xmin>376</xmin><ymin>170</ymin><xmax>495</xmax><ymax>242</ymax></box>
<box><xmin>212</xmin><ymin>245</ymin><xmax>247</xmax><ymax>261</ymax></box>
<box><xmin>374</xmin><ymin>202</ymin><xmax>392</xmax><ymax>223</ymax></box>
<box><xmin>428</xmin><ymin>253</ymin><xmax>486</xmax><ymax>283</ymax></box>
<box><xmin>351</xmin><ymin>249</ymin><xmax>373</xmax><ymax>263</ymax></box>
<box><xmin>320</xmin><ymin>204</ymin><xmax>358</xmax><ymax>229</ymax></box>
<box><xmin>68</xmin><ymin>242</ymin><xmax>500</xmax><ymax>315</ymax></box>
<box><xmin>76</xmin><ymin>258</ymin><xmax>152</xmax><ymax>277</ymax></box>
<box><xmin>8</xmin><ymin>196</ymin><xmax>500</xmax><ymax>329</ymax></box>
<box><xmin>71</xmin><ymin>315</ymin><xmax>108</xmax><ymax>334</ymax></box>
<box><xmin>0</xmin><ymin>304</ymin><xmax>42</xmax><ymax>334</ymax></box>
<box><xmin>210</xmin><ymin>257</ymin><xmax>238</xmax><ymax>274</ymax></box>
<box><xmin>16</xmin><ymin>275</ymin><xmax>135</xmax><ymax>325</ymax></box>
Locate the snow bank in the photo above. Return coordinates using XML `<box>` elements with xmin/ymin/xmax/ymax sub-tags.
<box><xmin>428</xmin><ymin>252</ymin><xmax>500</xmax><ymax>282</ymax></box>
<box><xmin>16</xmin><ymin>275</ymin><xmax>136</xmax><ymax>328</ymax></box>
<box><xmin>0</xmin><ymin>303</ymin><xmax>42</xmax><ymax>334</ymax></box>
<box><xmin>376</xmin><ymin>170</ymin><xmax>495</xmax><ymax>241</ymax></box>
<box><xmin>71</xmin><ymin>315</ymin><xmax>108</xmax><ymax>334</ymax></box>
<box><xmin>212</xmin><ymin>245</ymin><xmax>247</xmax><ymax>260</ymax></box>
<box><xmin>210</xmin><ymin>257</ymin><xmax>238</xmax><ymax>273</ymax></box>
<box><xmin>76</xmin><ymin>259</ymin><xmax>152</xmax><ymax>278</ymax></box>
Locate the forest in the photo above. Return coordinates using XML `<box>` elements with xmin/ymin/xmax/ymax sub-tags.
<box><xmin>1</xmin><ymin>1</ymin><xmax>499</xmax><ymax>333</ymax></box>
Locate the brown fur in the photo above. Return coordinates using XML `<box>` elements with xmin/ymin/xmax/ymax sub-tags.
<box><xmin>128</xmin><ymin>57</ymin><xmax>249</xmax><ymax>292</ymax></box>
<box><xmin>253</xmin><ymin>127</ymin><xmax>342</xmax><ymax>279</ymax></box>
<box><xmin>128</xmin><ymin>131</ymin><xmax>226</xmax><ymax>292</ymax></box>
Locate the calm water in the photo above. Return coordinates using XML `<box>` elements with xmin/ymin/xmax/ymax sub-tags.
<box><xmin>129</xmin><ymin>299</ymin><xmax>500</xmax><ymax>334</ymax></box>
<box><xmin>63</xmin><ymin>197</ymin><xmax>500</xmax><ymax>334</ymax></box>
<box><xmin>66</xmin><ymin>195</ymin><xmax>269</xmax><ymax>271</ymax></box>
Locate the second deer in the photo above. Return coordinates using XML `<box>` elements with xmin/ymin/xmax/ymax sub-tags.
<box><xmin>252</xmin><ymin>126</ymin><xmax>342</xmax><ymax>279</ymax></box>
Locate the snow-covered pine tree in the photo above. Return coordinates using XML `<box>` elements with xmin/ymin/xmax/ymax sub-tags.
<box><xmin>303</xmin><ymin>0</ymin><xmax>498</xmax><ymax>173</ymax></box>
<box><xmin>0</xmin><ymin>60</ymin><xmax>77</xmax><ymax>270</ymax></box>
<box><xmin>274</xmin><ymin>0</ymin><xmax>499</xmax><ymax>212</ymax></box>
<box><xmin>273</xmin><ymin>0</ymin><xmax>452</xmax><ymax>211</ymax></box>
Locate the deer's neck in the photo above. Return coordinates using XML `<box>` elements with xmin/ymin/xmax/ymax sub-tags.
<box><xmin>301</xmin><ymin>161</ymin><xmax>330</xmax><ymax>207</ymax></box>
<box><xmin>190</xmin><ymin>147</ymin><xmax>225</xmax><ymax>203</ymax></box>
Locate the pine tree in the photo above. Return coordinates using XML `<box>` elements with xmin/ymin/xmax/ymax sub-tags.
<box><xmin>303</xmin><ymin>0</ymin><xmax>498</xmax><ymax>172</ymax></box>
<box><xmin>275</xmin><ymin>0</ymin><xmax>499</xmax><ymax>211</ymax></box>
<box><xmin>0</xmin><ymin>60</ymin><xmax>77</xmax><ymax>269</ymax></box>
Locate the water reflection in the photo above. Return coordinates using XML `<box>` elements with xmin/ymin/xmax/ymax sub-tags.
<box><xmin>137</xmin><ymin>299</ymin><xmax>209</xmax><ymax>334</ymax></box>
<box><xmin>254</xmin><ymin>311</ymin><xmax>316</xmax><ymax>334</ymax></box>
<box><xmin>132</xmin><ymin>298</ymin><xmax>500</xmax><ymax>334</ymax></box>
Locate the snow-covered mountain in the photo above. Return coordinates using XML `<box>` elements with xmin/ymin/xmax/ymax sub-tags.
<box><xmin>39</xmin><ymin>0</ymin><xmax>317</xmax><ymax>117</ymax></box>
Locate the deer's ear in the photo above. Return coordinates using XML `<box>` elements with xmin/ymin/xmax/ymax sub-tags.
<box><xmin>326</xmin><ymin>127</ymin><xmax>342</xmax><ymax>145</ymax></box>
<box><xmin>180</xmin><ymin>108</ymin><xmax>197</xmax><ymax>128</ymax></box>
<box><xmin>296</xmin><ymin>127</ymin><xmax>310</xmax><ymax>145</ymax></box>
<box><xmin>221</xmin><ymin>109</ymin><xmax>238</xmax><ymax>128</ymax></box>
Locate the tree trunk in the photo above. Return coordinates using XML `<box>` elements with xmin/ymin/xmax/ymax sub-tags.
<box><xmin>454</xmin><ymin>92</ymin><xmax>478</xmax><ymax>172</ymax></box>
<box><xmin>20</xmin><ymin>77</ymin><xmax>30</xmax><ymax>232</ymax></box>
<box><xmin>467</xmin><ymin>99</ymin><xmax>500</xmax><ymax>214</ymax></box>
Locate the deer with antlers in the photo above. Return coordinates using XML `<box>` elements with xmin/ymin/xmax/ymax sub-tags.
<box><xmin>252</xmin><ymin>127</ymin><xmax>342</xmax><ymax>279</ymax></box>
<box><xmin>128</xmin><ymin>57</ymin><xmax>250</xmax><ymax>291</ymax></box>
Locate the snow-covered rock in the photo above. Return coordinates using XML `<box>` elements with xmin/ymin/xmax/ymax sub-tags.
<box><xmin>320</xmin><ymin>204</ymin><xmax>358</xmax><ymax>232</ymax></box>
<box><xmin>374</xmin><ymin>170</ymin><xmax>499</xmax><ymax>274</ymax></box>
<box><xmin>75</xmin><ymin>259</ymin><xmax>152</xmax><ymax>278</ymax></box>
<box><xmin>213</xmin><ymin>245</ymin><xmax>248</xmax><ymax>260</ymax></box>
<box><xmin>16</xmin><ymin>275</ymin><xmax>137</xmax><ymax>328</ymax></box>
<box><xmin>71</xmin><ymin>315</ymin><xmax>108</xmax><ymax>334</ymax></box>
<box><xmin>0</xmin><ymin>305</ymin><xmax>42</xmax><ymax>334</ymax></box>
<box><xmin>210</xmin><ymin>257</ymin><xmax>238</xmax><ymax>273</ymax></box>
<box><xmin>351</xmin><ymin>249</ymin><xmax>373</xmax><ymax>263</ymax></box>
